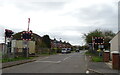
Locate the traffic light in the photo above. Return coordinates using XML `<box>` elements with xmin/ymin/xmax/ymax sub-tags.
<box><xmin>94</xmin><ymin>37</ymin><xmax>104</xmax><ymax>44</ymax></box>
<box><xmin>21</xmin><ymin>31</ymin><xmax>32</xmax><ymax>40</ymax></box>
<box><xmin>5</xmin><ymin>29</ymin><xmax>14</xmax><ymax>38</ymax></box>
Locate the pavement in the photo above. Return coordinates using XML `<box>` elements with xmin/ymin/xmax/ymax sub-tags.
<box><xmin>86</xmin><ymin>55</ymin><xmax>120</xmax><ymax>75</ymax></box>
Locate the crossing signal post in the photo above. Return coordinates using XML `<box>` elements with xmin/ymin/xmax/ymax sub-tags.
<box><xmin>5</xmin><ymin>29</ymin><xmax>14</xmax><ymax>47</ymax></box>
<box><xmin>21</xmin><ymin>31</ymin><xmax>32</xmax><ymax>57</ymax></box>
<box><xmin>5</xmin><ymin>29</ymin><xmax>14</xmax><ymax>46</ymax></box>
<box><xmin>4</xmin><ymin>29</ymin><xmax>14</xmax><ymax>58</ymax></box>
<box><xmin>92</xmin><ymin>37</ymin><xmax>104</xmax><ymax>50</ymax></box>
<box><xmin>21</xmin><ymin>18</ymin><xmax>32</xmax><ymax>57</ymax></box>
<box><xmin>5</xmin><ymin>29</ymin><xmax>14</xmax><ymax>38</ymax></box>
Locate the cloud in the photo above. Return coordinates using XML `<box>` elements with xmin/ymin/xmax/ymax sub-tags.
<box><xmin>65</xmin><ymin>3</ymin><xmax>118</xmax><ymax>33</ymax></box>
<box><xmin>15</xmin><ymin>2</ymin><xmax>66</xmax><ymax>12</ymax></box>
<box><xmin>67</xmin><ymin>4</ymin><xmax>117</xmax><ymax>26</ymax></box>
<box><xmin>0</xmin><ymin>0</ymin><xmax>118</xmax><ymax>45</ymax></box>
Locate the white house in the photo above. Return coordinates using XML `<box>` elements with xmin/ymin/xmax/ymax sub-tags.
<box><xmin>110</xmin><ymin>31</ymin><xmax>120</xmax><ymax>59</ymax></box>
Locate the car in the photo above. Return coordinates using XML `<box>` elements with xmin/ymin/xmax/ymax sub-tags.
<box><xmin>61</xmin><ymin>48</ymin><xmax>71</xmax><ymax>54</ymax></box>
<box><xmin>67</xmin><ymin>48</ymin><xmax>71</xmax><ymax>53</ymax></box>
<box><xmin>61</xmin><ymin>48</ymin><xmax>67</xmax><ymax>54</ymax></box>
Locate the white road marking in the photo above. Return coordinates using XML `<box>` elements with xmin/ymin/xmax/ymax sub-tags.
<box><xmin>35</xmin><ymin>61</ymin><xmax>61</xmax><ymax>63</ymax></box>
<box><xmin>105</xmin><ymin>62</ymin><xmax>112</xmax><ymax>69</ymax></box>
<box><xmin>35</xmin><ymin>54</ymin><xmax>73</xmax><ymax>64</ymax></box>
<box><xmin>88</xmin><ymin>68</ymin><xmax>102</xmax><ymax>73</ymax></box>
<box><xmin>63</xmin><ymin>56</ymin><xmax>72</xmax><ymax>61</ymax></box>
<box><xmin>36</xmin><ymin>57</ymin><xmax>49</xmax><ymax>61</ymax></box>
<box><xmin>86</xmin><ymin>70</ymin><xmax>89</xmax><ymax>74</ymax></box>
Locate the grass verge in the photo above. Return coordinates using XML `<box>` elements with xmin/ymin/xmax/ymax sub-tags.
<box><xmin>2</xmin><ymin>57</ymin><xmax>34</xmax><ymax>63</ymax></box>
<box><xmin>38</xmin><ymin>52</ymin><xmax>58</xmax><ymax>56</ymax></box>
<box><xmin>85</xmin><ymin>51</ymin><xmax>95</xmax><ymax>55</ymax></box>
<box><xmin>92</xmin><ymin>56</ymin><xmax>103</xmax><ymax>62</ymax></box>
<box><xmin>2</xmin><ymin>52</ymin><xmax>58</xmax><ymax>63</ymax></box>
<box><xmin>85</xmin><ymin>51</ymin><xmax>103</xmax><ymax>62</ymax></box>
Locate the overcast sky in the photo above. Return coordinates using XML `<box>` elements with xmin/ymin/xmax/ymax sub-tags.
<box><xmin>0</xmin><ymin>0</ymin><xmax>119</xmax><ymax>45</ymax></box>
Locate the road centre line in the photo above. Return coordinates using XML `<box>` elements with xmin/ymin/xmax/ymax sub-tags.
<box><xmin>37</xmin><ymin>57</ymin><xmax>49</xmax><ymax>61</ymax></box>
<box><xmin>62</xmin><ymin>56</ymin><xmax>72</xmax><ymax>61</ymax></box>
<box><xmin>35</xmin><ymin>61</ymin><xmax>62</xmax><ymax>63</ymax></box>
<box><xmin>35</xmin><ymin>54</ymin><xmax>74</xmax><ymax>64</ymax></box>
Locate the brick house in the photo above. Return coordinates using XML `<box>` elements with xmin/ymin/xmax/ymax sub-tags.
<box><xmin>51</xmin><ymin>38</ymin><xmax>72</xmax><ymax>49</ymax></box>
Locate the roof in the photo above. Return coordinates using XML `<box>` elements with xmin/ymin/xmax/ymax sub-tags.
<box><xmin>109</xmin><ymin>31</ymin><xmax>120</xmax><ymax>43</ymax></box>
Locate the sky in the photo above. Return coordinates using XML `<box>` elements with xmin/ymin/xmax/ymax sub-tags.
<box><xmin>0</xmin><ymin>0</ymin><xmax>119</xmax><ymax>45</ymax></box>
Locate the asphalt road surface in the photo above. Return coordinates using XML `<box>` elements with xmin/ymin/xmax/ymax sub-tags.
<box><xmin>3</xmin><ymin>50</ymin><xmax>88</xmax><ymax>73</ymax></box>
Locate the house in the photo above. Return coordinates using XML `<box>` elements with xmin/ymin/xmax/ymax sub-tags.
<box><xmin>51</xmin><ymin>38</ymin><xmax>59</xmax><ymax>49</ymax></box>
<box><xmin>11</xmin><ymin>40</ymin><xmax>35</xmax><ymax>54</ymax></box>
<box><xmin>13</xmin><ymin>31</ymin><xmax>44</xmax><ymax>53</ymax></box>
<box><xmin>51</xmin><ymin>38</ymin><xmax>72</xmax><ymax>49</ymax></box>
<box><xmin>110</xmin><ymin>31</ymin><xmax>120</xmax><ymax>59</ymax></box>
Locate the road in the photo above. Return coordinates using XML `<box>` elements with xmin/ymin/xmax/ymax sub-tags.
<box><xmin>3</xmin><ymin>50</ymin><xmax>88</xmax><ymax>73</ymax></box>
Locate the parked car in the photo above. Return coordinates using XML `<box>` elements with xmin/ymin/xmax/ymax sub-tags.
<box><xmin>67</xmin><ymin>48</ymin><xmax>71</xmax><ymax>53</ymax></box>
<box><xmin>61</xmin><ymin>48</ymin><xmax>71</xmax><ymax>54</ymax></box>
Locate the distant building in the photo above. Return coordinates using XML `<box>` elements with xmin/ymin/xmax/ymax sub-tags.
<box><xmin>51</xmin><ymin>38</ymin><xmax>58</xmax><ymax>49</ymax></box>
<box><xmin>51</xmin><ymin>38</ymin><xmax>72</xmax><ymax>49</ymax></box>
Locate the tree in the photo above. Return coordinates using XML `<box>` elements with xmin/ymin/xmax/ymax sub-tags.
<box><xmin>83</xmin><ymin>29</ymin><xmax>116</xmax><ymax>50</ymax></box>
<box><xmin>42</xmin><ymin>35</ymin><xmax>51</xmax><ymax>48</ymax></box>
<box><xmin>102</xmin><ymin>30</ymin><xmax>116</xmax><ymax>50</ymax></box>
<box><xmin>84</xmin><ymin>29</ymin><xmax>104</xmax><ymax>44</ymax></box>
